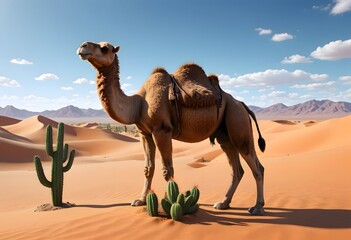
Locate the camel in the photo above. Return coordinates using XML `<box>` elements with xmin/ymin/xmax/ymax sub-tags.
<box><xmin>77</xmin><ymin>41</ymin><xmax>266</xmax><ymax>215</ymax></box>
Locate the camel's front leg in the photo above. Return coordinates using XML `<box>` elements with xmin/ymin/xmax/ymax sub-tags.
<box><xmin>152</xmin><ymin>127</ymin><xmax>174</xmax><ymax>181</ymax></box>
<box><xmin>131</xmin><ymin>134</ymin><xmax>156</xmax><ymax>206</ymax></box>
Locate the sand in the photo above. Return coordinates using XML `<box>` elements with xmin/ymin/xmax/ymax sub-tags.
<box><xmin>0</xmin><ymin>115</ymin><xmax>350</xmax><ymax>240</ymax></box>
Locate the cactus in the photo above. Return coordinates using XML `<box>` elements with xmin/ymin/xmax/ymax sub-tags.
<box><xmin>167</xmin><ymin>180</ymin><xmax>179</xmax><ymax>204</ymax></box>
<box><xmin>176</xmin><ymin>193</ymin><xmax>185</xmax><ymax>209</ymax></box>
<box><xmin>161</xmin><ymin>198</ymin><xmax>171</xmax><ymax>215</ymax></box>
<box><xmin>34</xmin><ymin>123</ymin><xmax>75</xmax><ymax>206</ymax></box>
<box><xmin>146</xmin><ymin>191</ymin><xmax>158</xmax><ymax>217</ymax></box>
<box><xmin>191</xmin><ymin>186</ymin><xmax>200</xmax><ymax>205</ymax></box>
<box><xmin>170</xmin><ymin>203</ymin><xmax>183</xmax><ymax>221</ymax></box>
<box><xmin>147</xmin><ymin>181</ymin><xmax>200</xmax><ymax>220</ymax></box>
<box><xmin>183</xmin><ymin>195</ymin><xmax>194</xmax><ymax>214</ymax></box>
<box><xmin>183</xmin><ymin>186</ymin><xmax>200</xmax><ymax>214</ymax></box>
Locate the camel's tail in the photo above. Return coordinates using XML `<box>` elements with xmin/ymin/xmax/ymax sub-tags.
<box><xmin>241</xmin><ymin>102</ymin><xmax>266</xmax><ymax>152</ymax></box>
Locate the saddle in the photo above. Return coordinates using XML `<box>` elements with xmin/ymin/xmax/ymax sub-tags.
<box><xmin>169</xmin><ymin>64</ymin><xmax>222</xmax><ymax>109</ymax></box>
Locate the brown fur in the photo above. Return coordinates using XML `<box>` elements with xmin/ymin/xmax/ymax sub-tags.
<box><xmin>172</xmin><ymin>64</ymin><xmax>221</xmax><ymax>108</ymax></box>
<box><xmin>77</xmin><ymin>41</ymin><xmax>266</xmax><ymax>215</ymax></box>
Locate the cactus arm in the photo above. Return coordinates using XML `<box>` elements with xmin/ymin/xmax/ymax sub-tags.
<box><xmin>63</xmin><ymin>143</ymin><xmax>68</xmax><ymax>163</ymax></box>
<box><xmin>34</xmin><ymin>156</ymin><xmax>52</xmax><ymax>188</ymax></box>
<box><xmin>183</xmin><ymin>195</ymin><xmax>194</xmax><ymax>214</ymax></box>
<box><xmin>63</xmin><ymin>150</ymin><xmax>75</xmax><ymax>172</ymax></box>
<box><xmin>161</xmin><ymin>198</ymin><xmax>171</xmax><ymax>215</ymax></box>
<box><xmin>170</xmin><ymin>203</ymin><xmax>183</xmax><ymax>221</ymax></box>
<box><xmin>167</xmin><ymin>181</ymin><xmax>179</xmax><ymax>204</ymax></box>
<box><xmin>177</xmin><ymin>193</ymin><xmax>185</xmax><ymax>209</ymax></box>
<box><xmin>191</xmin><ymin>187</ymin><xmax>200</xmax><ymax>205</ymax></box>
<box><xmin>57</xmin><ymin>123</ymin><xmax>64</xmax><ymax>160</ymax></box>
<box><xmin>45</xmin><ymin>125</ymin><xmax>54</xmax><ymax>156</ymax></box>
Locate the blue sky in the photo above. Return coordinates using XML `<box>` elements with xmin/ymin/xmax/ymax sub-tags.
<box><xmin>0</xmin><ymin>0</ymin><xmax>351</xmax><ymax>111</ymax></box>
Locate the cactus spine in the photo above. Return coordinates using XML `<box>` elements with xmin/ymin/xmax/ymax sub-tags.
<box><xmin>146</xmin><ymin>191</ymin><xmax>158</xmax><ymax>217</ymax></box>
<box><xmin>34</xmin><ymin>123</ymin><xmax>75</xmax><ymax>206</ymax></box>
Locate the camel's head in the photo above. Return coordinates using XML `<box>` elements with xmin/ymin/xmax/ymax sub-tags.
<box><xmin>77</xmin><ymin>41</ymin><xmax>120</xmax><ymax>68</ymax></box>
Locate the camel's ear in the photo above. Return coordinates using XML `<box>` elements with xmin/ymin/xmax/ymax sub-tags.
<box><xmin>113</xmin><ymin>46</ymin><xmax>120</xmax><ymax>53</ymax></box>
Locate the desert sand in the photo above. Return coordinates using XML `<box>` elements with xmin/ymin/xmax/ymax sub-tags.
<box><xmin>0</xmin><ymin>115</ymin><xmax>350</xmax><ymax>240</ymax></box>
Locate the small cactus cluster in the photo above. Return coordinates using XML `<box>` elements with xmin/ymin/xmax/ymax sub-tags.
<box><xmin>34</xmin><ymin>123</ymin><xmax>75</xmax><ymax>206</ymax></box>
<box><xmin>146</xmin><ymin>180</ymin><xmax>200</xmax><ymax>221</ymax></box>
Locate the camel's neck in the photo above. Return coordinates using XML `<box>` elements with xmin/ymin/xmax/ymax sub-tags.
<box><xmin>93</xmin><ymin>56</ymin><xmax>139</xmax><ymax>125</ymax></box>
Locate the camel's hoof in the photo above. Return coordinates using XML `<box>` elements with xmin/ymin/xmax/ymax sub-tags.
<box><xmin>213</xmin><ymin>202</ymin><xmax>230</xmax><ymax>210</ymax></box>
<box><xmin>131</xmin><ymin>199</ymin><xmax>146</xmax><ymax>206</ymax></box>
<box><xmin>248</xmin><ymin>206</ymin><xmax>265</xmax><ymax>215</ymax></box>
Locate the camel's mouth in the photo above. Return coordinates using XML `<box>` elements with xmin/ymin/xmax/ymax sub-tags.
<box><xmin>76</xmin><ymin>47</ymin><xmax>92</xmax><ymax>60</ymax></box>
<box><xmin>78</xmin><ymin>52</ymin><xmax>92</xmax><ymax>60</ymax></box>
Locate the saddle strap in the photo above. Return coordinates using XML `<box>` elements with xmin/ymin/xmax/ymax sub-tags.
<box><xmin>170</xmin><ymin>74</ymin><xmax>182</xmax><ymax>137</ymax></box>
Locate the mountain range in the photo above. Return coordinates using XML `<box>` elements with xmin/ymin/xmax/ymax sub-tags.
<box><xmin>0</xmin><ymin>105</ymin><xmax>107</xmax><ymax>119</ymax></box>
<box><xmin>252</xmin><ymin>100</ymin><xmax>351</xmax><ymax>119</ymax></box>
<box><xmin>0</xmin><ymin>100</ymin><xmax>350</xmax><ymax>120</ymax></box>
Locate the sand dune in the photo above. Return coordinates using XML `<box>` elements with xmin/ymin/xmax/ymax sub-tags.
<box><xmin>0</xmin><ymin>115</ymin><xmax>350</xmax><ymax>240</ymax></box>
<box><xmin>0</xmin><ymin>116</ymin><xmax>21</xmax><ymax>126</ymax></box>
<box><xmin>0</xmin><ymin>115</ymin><xmax>139</xmax><ymax>166</ymax></box>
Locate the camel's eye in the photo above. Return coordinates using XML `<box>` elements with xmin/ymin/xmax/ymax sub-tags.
<box><xmin>101</xmin><ymin>46</ymin><xmax>109</xmax><ymax>53</ymax></box>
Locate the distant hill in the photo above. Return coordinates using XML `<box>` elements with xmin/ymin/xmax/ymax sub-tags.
<box><xmin>251</xmin><ymin>100</ymin><xmax>351</xmax><ymax>119</ymax></box>
<box><xmin>1</xmin><ymin>100</ymin><xmax>350</xmax><ymax>120</ymax></box>
<box><xmin>0</xmin><ymin>105</ymin><xmax>108</xmax><ymax>119</ymax></box>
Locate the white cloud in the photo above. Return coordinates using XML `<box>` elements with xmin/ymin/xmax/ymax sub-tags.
<box><xmin>339</xmin><ymin>75</ymin><xmax>351</xmax><ymax>84</ymax></box>
<box><xmin>331</xmin><ymin>0</ymin><xmax>351</xmax><ymax>15</ymax></box>
<box><xmin>0</xmin><ymin>76</ymin><xmax>21</xmax><ymax>87</ymax></box>
<box><xmin>73</xmin><ymin>77</ymin><xmax>89</xmax><ymax>84</ymax></box>
<box><xmin>126</xmin><ymin>76</ymin><xmax>132</xmax><ymax>80</ymax></box>
<box><xmin>218</xmin><ymin>69</ymin><xmax>329</xmax><ymax>87</ymax></box>
<box><xmin>310</xmin><ymin>73</ymin><xmax>329</xmax><ymax>81</ymax></box>
<box><xmin>255</xmin><ymin>28</ymin><xmax>272</xmax><ymax>35</ymax></box>
<box><xmin>24</xmin><ymin>95</ymin><xmax>48</xmax><ymax>101</ymax></box>
<box><xmin>310</xmin><ymin>39</ymin><xmax>351</xmax><ymax>60</ymax></box>
<box><xmin>281</xmin><ymin>54</ymin><xmax>312</xmax><ymax>64</ymax></box>
<box><xmin>121</xmin><ymin>83</ymin><xmax>132</xmax><ymax>91</ymax></box>
<box><xmin>10</xmin><ymin>58</ymin><xmax>33</xmax><ymax>65</ymax></box>
<box><xmin>335</xmin><ymin>88</ymin><xmax>351</xmax><ymax>100</ymax></box>
<box><xmin>271</xmin><ymin>33</ymin><xmax>293</xmax><ymax>42</ymax></box>
<box><xmin>35</xmin><ymin>73</ymin><xmax>59</xmax><ymax>81</ymax></box>
<box><xmin>0</xmin><ymin>95</ymin><xmax>19</xmax><ymax>100</ymax></box>
<box><xmin>73</xmin><ymin>78</ymin><xmax>94</xmax><ymax>85</ymax></box>
<box><xmin>300</xmin><ymin>94</ymin><xmax>313</xmax><ymax>99</ymax></box>
<box><xmin>290</xmin><ymin>81</ymin><xmax>335</xmax><ymax>90</ymax></box>
<box><xmin>268</xmin><ymin>91</ymin><xmax>286</xmax><ymax>97</ymax></box>
<box><xmin>61</xmin><ymin>86</ymin><xmax>74</xmax><ymax>91</ymax></box>
<box><xmin>313</xmin><ymin>4</ymin><xmax>331</xmax><ymax>11</ymax></box>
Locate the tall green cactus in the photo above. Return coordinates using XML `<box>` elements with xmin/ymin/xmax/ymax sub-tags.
<box><xmin>34</xmin><ymin>122</ymin><xmax>75</xmax><ymax>206</ymax></box>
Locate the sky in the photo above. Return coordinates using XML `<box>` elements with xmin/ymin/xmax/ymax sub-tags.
<box><xmin>0</xmin><ymin>0</ymin><xmax>351</xmax><ymax>111</ymax></box>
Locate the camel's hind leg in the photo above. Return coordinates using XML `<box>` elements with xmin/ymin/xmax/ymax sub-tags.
<box><xmin>221</xmin><ymin>96</ymin><xmax>265</xmax><ymax>215</ymax></box>
<box><xmin>240</xmin><ymin>152</ymin><xmax>265</xmax><ymax>215</ymax></box>
<box><xmin>213</xmin><ymin>131</ymin><xmax>244</xmax><ymax>210</ymax></box>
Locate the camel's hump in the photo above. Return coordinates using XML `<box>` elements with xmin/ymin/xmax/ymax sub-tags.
<box><xmin>151</xmin><ymin>67</ymin><xmax>169</xmax><ymax>75</ymax></box>
<box><xmin>174</xmin><ymin>63</ymin><xmax>206</xmax><ymax>76</ymax></box>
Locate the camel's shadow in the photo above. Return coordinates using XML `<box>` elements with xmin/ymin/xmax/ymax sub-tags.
<box><xmin>71</xmin><ymin>202</ymin><xmax>351</xmax><ymax>229</ymax></box>
<box><xmin>182</xmin><ymin>204</ymin><xmax>351</xmax><ymax>229</ymax></box>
